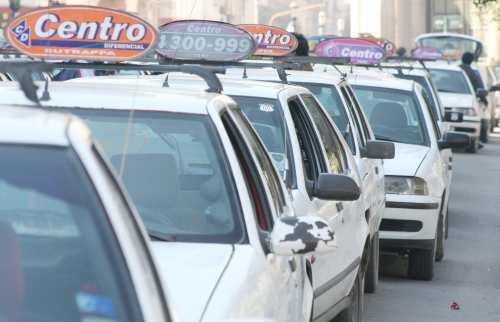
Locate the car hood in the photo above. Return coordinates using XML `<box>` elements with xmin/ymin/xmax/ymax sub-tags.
<box><xmin>438</xmin><ymin>92</ymin><xmax>474</xmax><ymax>108</ymax></box>
<box><xmin>383</xmin><ymin>142</ymin><xmax>429</xmax><ymax>176</ymax></box>
<box><xmin>152</xmin><ymin>242</ymin><xmax>234</xmax><ymax>322</ymax></box>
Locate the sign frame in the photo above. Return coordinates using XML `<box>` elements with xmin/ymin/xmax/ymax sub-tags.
<box><xmin>4</xmin><ymin>5</ymin><xmax>159</xmax><ymax>62</ymax></box>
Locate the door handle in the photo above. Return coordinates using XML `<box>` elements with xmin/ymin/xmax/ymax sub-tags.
<box><xmin>375</xmin><ymin>166</ymin><xmax>379</xmax><ymax>175</ymax></box>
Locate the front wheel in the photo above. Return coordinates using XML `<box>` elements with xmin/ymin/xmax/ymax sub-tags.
<box><xmin>435</xmin><ymin>213</ymin><xmax>445</xmax><ymax>262</ymax></box>
<box><xmin>364</xmin><ymin>233</ymin><xmax>379</xmax><ymax>293</ymax></box>
<box><xmin>465</xmin><ymin>139</ymin><xmax>478</xmax><ymax>153</ymax></box>
<box><xmin>408</xmin><ymin>241</ymin><xmax>435</xmax><ymax>281</ymax></box>
<box><xmin>334</xmin><ymin>271</ymin><xmax>363</xmax><ymax>322</ymax></box>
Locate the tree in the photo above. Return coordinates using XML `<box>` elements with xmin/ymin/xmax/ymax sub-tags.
<box><xmin>473</xmin><ymin>0</ymin><xmax>497</xmax><ymax>6</ymax></box>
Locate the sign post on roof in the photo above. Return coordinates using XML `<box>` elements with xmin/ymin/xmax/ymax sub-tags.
<box><xmin>238</xmin><ymin>24</ymin><xmax>298</xmax><ymax>57</ymax></box>
<box><xmin>315</xmin><ymin>37</ymin><xmax>386</xmax><ymax>65</ymax></box>
<box><xmin>411</xmin><ymin>47</ymin><xmax>443</xmax><ymax>60</ymax></box>
<box><xmin>4</xmin><ymin>6</ymin><xmax>158</xmax><ymax>61</ymax></box>
<box><xmin>156</xmin><ymin>20</ymin><xmax>256</xmax><ymax>62</ymax></box>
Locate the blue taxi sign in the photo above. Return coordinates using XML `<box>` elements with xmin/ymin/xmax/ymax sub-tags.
<box><xmin>156</xmin><ymin>20</ymin><xmax>256</xmax><ymax>62</ymax></box>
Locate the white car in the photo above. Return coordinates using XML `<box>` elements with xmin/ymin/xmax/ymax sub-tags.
<box><xmin>223</xmin><ymin>67</ymin><xmax>394</xmax><ymax>294</ymax></box>
<box><xmin>349</xmin><ymin>75</ymin><xmax>470</xmax><ymax>280</ymax></box>
<box><xmin>0</xmin><ymin>68</ymin><xmax>350</xmax><ymax>322</ymax></box>
<box><xmin>0</xmin><ymin>105</ymin><xmax>170</xmax><ymax>322</ymax></box>
<box><xmin>424</xmin><ymin>61</ymin><xmax>483</xmax><ymax>152</ymax></box>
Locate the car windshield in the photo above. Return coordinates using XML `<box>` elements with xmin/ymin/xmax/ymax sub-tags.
<box><xmin>394</xmin><ymin>74</ymin><xmax>442</xmax><ymax>119</ymax></box>
<box><xmin>0</xmin><ymin>145</ymin><xmax>136</xmax><ymax>322</ymax></box>
<box><xmin>294</xmin><ymin>83</ymin><xmax>356</xmax><ymax>151</ymax></box>
<box><xmin>353</xmin><ymin>85</ymin><xmax>429</xmax><ymax>146</ymax></box>
<box><xmin>61</xmin><ymin>109</ymin><xmax>244</xmax><ymax>244</ymax></box>
<box><xmin>231</xmin><ymin>96</ymin><xmax>290</xmax><ymax>178</ymax></box>
<box><xmin>429</xmin><ymin>69</ymin><xmax>472</xmax><ymax>94</ymax></box>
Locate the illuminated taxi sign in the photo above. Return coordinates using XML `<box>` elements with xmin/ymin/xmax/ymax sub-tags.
<box><xmin>362</xmin><ymin>37</ymin><xmax>396</xmax><ymax>57</ymax></box>
<box><xmin>315</xmin><ymin>37</ymin><xmax>386</xmax><ymax>65</ymax></box>
<box><xmin>157</xmin><ymin>20</ymin><xmax>256</xmax><ymax>62</ymax></box>
<box><xmin>5</xmin><ymin>6</ymin><xmax>158</xmax><ymax>61</ymax></box>
<box><xmin>238</xmin><ymin>24</ymin><xmax>298</xmax><ymax>57</ymax></box>
<box><xmin>412</xmin><ymin>47</ymin><xmax>443</xmax><ymax>60</ymax></box>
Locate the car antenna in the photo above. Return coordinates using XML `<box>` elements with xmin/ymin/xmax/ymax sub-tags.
<box><xmin>242</xmin><ymin>65</ymin><xmax>248</xmax><ymax>79</ymax></box>
<box><xmin>162</xmin><ymin>73</ymin><xmax>170</xmax><ymax>87</ymax></box>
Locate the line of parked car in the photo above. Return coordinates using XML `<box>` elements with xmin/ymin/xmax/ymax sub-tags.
<box><xmin>0</xmin><ymin>8</ymin><xmax>498</xmax><ymax>322</ymax></box>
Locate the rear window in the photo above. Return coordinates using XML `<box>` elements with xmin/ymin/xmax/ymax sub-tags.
<box><xmin>0</xmin><ymin>145</ymin><xmax>137</xmax><ymax>322</ymax></box>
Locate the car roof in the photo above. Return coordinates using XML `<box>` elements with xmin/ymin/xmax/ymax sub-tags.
<box><xmin>415</xmin><ymin>32</ymin><xmax>481</xmax><ymax>43</ymax></box>
<box><xmin>347</xmin><ymin>72</ymin><xmax>416</xmax><ymax>91</ymax></box>
<box><xmin>422</xmin><ymin>60</ymin><xmax>462</xmax><ymax>71</ymax></box>
<box><xmin>66</xmin><ymin>73</ymin><xmax>304</xmax><ymax>99</ymax></box>
<box><xmin>0</xmin><ymin>105</ymin><xmax>71</xmax><ymax>146</ymax></box>
<box><xmin>224</xmin><ymin>67</ymin><xmax>345</xmax><ymax>86</ymax></box>
<box><xmin>0</xmin><ymin>80</ymin><xmax>225</xmax><ymax>115</ymax></box>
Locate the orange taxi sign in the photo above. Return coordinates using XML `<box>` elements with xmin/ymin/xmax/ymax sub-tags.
<box><xmin>239</xmin><ymin>24</ymin><xmax>297</xmax><ymax>56</ymax></box>
<box><xmin>4</xmin><ymin>6</ymin><xmax>158</xmax><ymax>61</ymax></box>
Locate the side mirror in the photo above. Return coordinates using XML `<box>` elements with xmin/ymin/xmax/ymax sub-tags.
<box><xmin>444</xmin><ymin>111</ymin><xmax>464</xmax><ymax>123</ymax></box>
<box><xmin>490</xmin><ymin>84</ymin><xmax>500</xmax><ymax>92</ymax></box>
<box><xmin>438</xmin><ymin>132</ymin><xmax>471</xmax><ymax>150</ymax></box>
<box><xmin>270</xmin><ymin>216</ymin><xmax>336</xmax><ymax>256</ymax></box>
<box><xmin>311</xmin><ymin>173</ymin><xmax>360</xmax><ymax>201</ymax></box>
<box><xmin>362</xmin><ymin>140</ymin><xmax>395</xmax><ymax>159</ymax></box>
<box><xmin>477</xmin><ymin>88</ymin><xmax>488</xmax><ymax>101</ymax></box>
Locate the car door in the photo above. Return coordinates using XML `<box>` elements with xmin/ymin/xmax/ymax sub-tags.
<box><xmin>287</xmin><ymin>96</ymin><xmax>359</xmax><ymax>316</ymax></box>
<box><xmin>221</xmin><ymin>108</ymin><xmax>307</xmax><ymax>322</ymax></box>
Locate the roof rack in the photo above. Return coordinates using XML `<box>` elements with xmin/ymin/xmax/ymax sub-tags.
<box><xmin>0</xmin><ymin>61</ymin><xmax>226</xmax><ymax>104</ymax></box>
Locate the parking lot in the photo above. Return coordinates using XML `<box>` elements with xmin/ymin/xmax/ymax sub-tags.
<box><xmin>365</xmin><ymin>132</ymin><xmax>500</xmax><ymax>322</ymax></box>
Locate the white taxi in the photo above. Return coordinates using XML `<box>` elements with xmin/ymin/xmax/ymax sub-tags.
<box><xmin>223</xmin><ymin>66</ymin><xmax>395</xmax><ymax>294</ymax></box>
<box><xmin>349</xmin><ymin>75</ymin><xmax>470</xmax><ymax>280</ymax></box>
<box><xmin>424</xmin><ymin>61</ymin><xmax>483</xmax><ymax>152</ymax></box>
<box><xmin>0</xmin><ymin>105</ymin><xmax>170</xmax><ymax>322</ymax></box>
<box><xmin>0</xmin><ymin>67</ymin><xmax>346</xmax><ymax>322</ymax></box>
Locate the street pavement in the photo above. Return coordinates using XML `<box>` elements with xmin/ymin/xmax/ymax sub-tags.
<box><xmin>364</xmin><ymin>131</ymin><xmax>500</xmax><ymax>322</ymax></box>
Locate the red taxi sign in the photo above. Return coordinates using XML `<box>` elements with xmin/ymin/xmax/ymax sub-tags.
<box><xmin>239</xmin><ymin>24</ymin><xmax>298</xmax><ymax>57</ymax></box>
<box><xmin>157</xmin><ymin>20</ymin><xmax>256</xmax><ymax>62</ymax></box>
<box><xmin>4</xmin><ymin>6</ymin><xmax>158</xmax><ymax>61</ymax></box>
<box><xmin>362</xmin><ymin>36</ymin><xmax>396</xmax><ymax>57</ymax></box>
<box><xmin>315</xmin><ymin>37</ymin><xmax>386</xmax><ymax>64</ymax></box>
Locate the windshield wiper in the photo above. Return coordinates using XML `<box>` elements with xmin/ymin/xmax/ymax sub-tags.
<box><xmin>437</xmin><ymin>89</ymin><xmax>459</xmax><ymax>93</ymax></box>
<box><xmin>375</xmin><ymin>135</ymin><xmax>397</xmax><ymax>142</ymax></box>
<box><xmin>148</xmin><ymin>230</ymin><xmax>176</xmax><ymax>242</ymax></box>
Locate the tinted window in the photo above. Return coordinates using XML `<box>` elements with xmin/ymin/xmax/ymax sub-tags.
<box><xmin>301</xmin><ymin>94</ymin><xmax>346</xmax><ymax>174</ymax></box>
<box><xmin>230</xmin><ymin>110</ymin><xmax>286</xmax><ymax>215</ymax></box>
<box><xmin>233</xmin><ymin>96</ymin><xmax>292</xmax><ymax>180</ymax></box>
<box><xmin>353</xmin><ymin>85</ymin><xmax>429</xmax><ymax>146</ymax></box>
<box><xmin>64</xmin><ymin>109</ymin><xmax>243</xmax><ymax>244</ymax></box>
<box><xmin>297</xmin><ymin>83</ymin><xmax>356</xmax><ymax>152</ymax></box>
<box><xmin>429</xmin><ymin>69</ymin><xmax>472</xmax><ymax>94</ymax></box>
<box><xmin>0</xmin><ymin>145</ymin><xmax>137</xmax><ymax>322</ymax></box>
<box><xmin>394</xmin><ymin>74</ymin><xmax>441</xmax><ymax>120</ymax></box>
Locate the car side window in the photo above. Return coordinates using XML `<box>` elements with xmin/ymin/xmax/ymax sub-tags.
<box><xmin>221</xmin><ymin>110</ymin><xmax>284</xmax><ymax>231</ymax></box>
<box><xmin>340</xmin><ymin>86</ymin><xmax>367</xmax><ymax>148</ymax></box>
<box><xmin>346</xmin><ymin>86</ymin><xmax>373</xmax><ymax>141</ymax></box>
<box><xmin>288</xmin><ymin>97</ymin><xmax>327</xmax><ymax>185</ymax></box>
<box><xmin>420</xmin><ymin>89</ymin><xmax>442</xmax><ymax>140</ymax></box>
<box><xmin>300</xmin><ymin>94</ymin><xmax>347</xmax><ymax>174</ymax></box>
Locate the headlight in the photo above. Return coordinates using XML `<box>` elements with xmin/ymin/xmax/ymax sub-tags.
<box><xmin>385</xmin><ymin>176</ymin><xmax>428</xmax><ymax>195</ymax></box>
<box><xmin>455</xmin><ymin>107</ymin><xmax>477</xmax><ymax>117</ymax></box>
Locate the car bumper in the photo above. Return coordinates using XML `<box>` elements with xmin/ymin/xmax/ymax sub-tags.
<box><xmin>379</xmin><ymin>194</ymin><xmax>441</xmax><ymax>245</ymax></box>
<box><xmin>447</xmin><ymin>119</ymin><xmax>481</xmax><ymax>139</ymax></box>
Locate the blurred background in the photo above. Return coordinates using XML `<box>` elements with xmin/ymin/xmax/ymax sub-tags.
<box><xmin>1</xmin><ymin>0</ymin><xmax>500</xmax><ymax>62</ymax></box>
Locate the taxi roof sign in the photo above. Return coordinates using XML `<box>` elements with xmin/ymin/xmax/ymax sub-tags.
<box><xmin>4</xmin><ymin>6</ymin><xmax>158</xmax><ymax>61</ymax></box>
<box><xmin>239</xmin><ymin>24</ymin><xmax>298</xmax><ymax>57</ymax></box>
<box><xmin>156</xmin><ymin>20</ymin><xmax>256</xmax><ymax>62</ymax></box>
<box><xmin>315</xmin><ymin>37</ymin><xmax>386</xmax><ymax>65</ymax></box>
<box><xmin>412</xmin><ymin>47</ymin><xmax>443</xmax><ymax>60</ymax></box>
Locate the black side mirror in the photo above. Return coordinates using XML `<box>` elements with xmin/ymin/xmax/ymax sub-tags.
<box><xmin>477</xmin><ymin>88</ymin><xmax>488</xmax><ymax>100</ymax></box>
<box><xmin>438</xmin><ymin>132</ymin><xmax>471</xmax><ymax>150</ymax></box>
<box><xmin>362</xmin><ymin>140</ymin><xmax>395</xmax><ymax>159</ymax></box>
<box><xmin>311</xmin><ymin>173</ymin><xmax>360</xmax><ymax>201</ymax></box>
<box><xmin>490</xmin><ymin>84</ymin><xmax>500</xmax><ymax>92</ymax></box>
<box><xmin>444</xmin><ymin>111</ymin><xmax>464</xmax><ymax>123</ymax></box>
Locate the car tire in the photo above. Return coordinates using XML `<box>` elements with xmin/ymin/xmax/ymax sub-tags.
<box><xmin>445</xmin><ymin>205</ymin><xmax>449</xmax><ymax>240</ymax></box>
<box><xmin>408</xmin><ymin>237</ymin><xmax>435</xmax><ymax>281</ymax></box>
<box><xmin>435</xmin><ymin>213</ymin><xmax>445</xmax><ymax>262</ymax></box>
<box><xmin>364</xmin><ymin>233</ymin><xmax>379</xmax><ymax>294</ymax></box>
<box><xmin>334</xmin><ymin>270</ymin><xmax>363</xmax><ymax>322</ymax></box>
<box><xmin>466</xmin><ymin>139</ymin><xmax>478</xmax><ymax>153</ymax></box>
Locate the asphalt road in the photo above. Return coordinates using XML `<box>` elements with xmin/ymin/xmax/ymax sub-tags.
<box><xmin>364</xmin><ymin>131</ymin><xmax>500</xmax><ymax>322</ymax></box>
